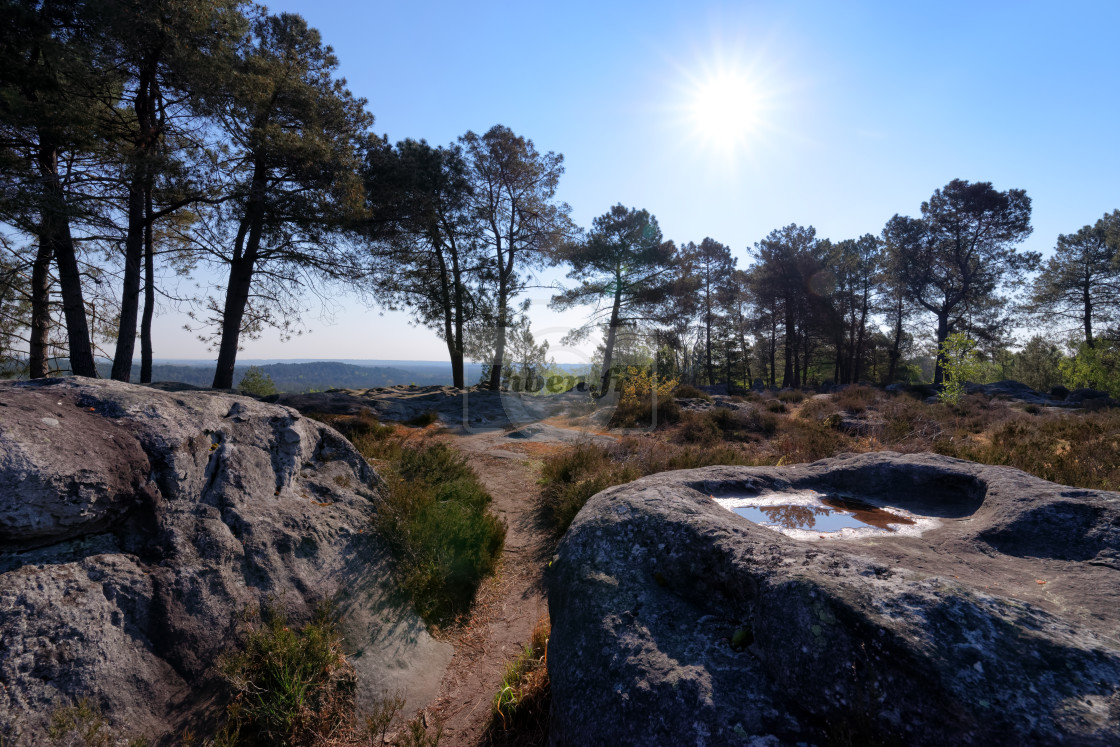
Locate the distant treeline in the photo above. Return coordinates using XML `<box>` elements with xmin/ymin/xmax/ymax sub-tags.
<box><xmin>87</xmin><ymin>361</ymin><xmax>463</xmax><ymax>392</ymax></box>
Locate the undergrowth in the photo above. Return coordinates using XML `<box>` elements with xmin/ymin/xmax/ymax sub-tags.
<box><xmin>935</xmin><ymin>410</ymin><xmax>1120</xmax><ymax>489</ymax></box>
<box><xmin>542</xmin><ymin>389</ymin><xmax>1120</xmax><ymax>530</ymax></box>
<box><xmin>539</xmin><ymin>438</ymin><xmax>753</xmax><ymax>533</ymax></box>
<box><xmin>379</xmin><ymin>442</ymin><xmax>506</xmax><ymax>624</ymax></box>
<box><xmin>47</xmin><ymin>699</ymin><xmax>148</xmax><ymax>747</ymax></box>
<box><xmin>673</xmin><ymin>383</ymin><xmax>712</xmax><ymax>400</ymax></box>
<box><xmin>216</xmin><ymin>605</ymin><xmax>355</xmax><ymax>745</ymax></box>
<box><xmin>314</xmin><ymin>411</ymin><xmax>505</xmax><ymax>627</ymax></box>
<box><xmin>607</xmin><ymin>367</ymin><xmax>681</xmax><ymax>428</ymax></box>
<box><xmin>484</xmin><ymin>615</ymin><xmax>551</xmax><ymax>746</ymax></box>
<box><xmin>213</xmin><ymin>605</ymin><xmax>440</xmax><ymax>746</ymax></box>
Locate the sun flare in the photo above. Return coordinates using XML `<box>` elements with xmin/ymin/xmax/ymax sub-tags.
<box><xmin>688</xmin><ymin>69</ymin><xmax>764</xmax><ymax>152</ymax></box>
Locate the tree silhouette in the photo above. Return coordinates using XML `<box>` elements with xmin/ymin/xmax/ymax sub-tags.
<box><xmin>884</xmin><ymin>179</ymin><xmax>1035</xmax><ymax>384</ymax></box>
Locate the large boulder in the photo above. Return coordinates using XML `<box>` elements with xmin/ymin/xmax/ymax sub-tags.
<box><xmin>0</xmin><ymin>378</ymin><xmax>451</xmax><ymax>744</ymax></box>
<box><xmin>548</xmin><ymin>452</ymin><xmax>1120</xmax><ymax>746</ymax></box>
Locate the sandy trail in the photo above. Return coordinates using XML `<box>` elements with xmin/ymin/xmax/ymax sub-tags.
<box><xmin>425</xmin><ymin>430</ymin><xmax>560</xmax><ymax>746</ymax></box>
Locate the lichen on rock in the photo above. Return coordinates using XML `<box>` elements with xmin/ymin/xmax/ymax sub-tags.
<box><xmin>547</xmin><ymin>452</ymin><xmax>1120</xmax><ymax>745</ymax></box>
<box><xmin>0</xmin><ymin>377</ymin><xmax>450</xmax><ymax>744</ymax></box>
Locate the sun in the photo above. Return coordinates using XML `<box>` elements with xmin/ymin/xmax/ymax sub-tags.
<box><xmin>688</xmin><ymin>68</ymin><xmax>764</xmax><ymax>153</ymax></box>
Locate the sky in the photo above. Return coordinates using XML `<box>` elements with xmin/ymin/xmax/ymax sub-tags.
<box><xmin>151</xmin><ymin>0</ymin><xmax>1120</xmax><ymax>364</ymax></box>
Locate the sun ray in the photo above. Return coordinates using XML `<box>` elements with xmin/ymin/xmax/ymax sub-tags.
<box><xmin>661</xmin><ymin>37</ymin><xmax>790</xmax><ymax>169</ymax></box>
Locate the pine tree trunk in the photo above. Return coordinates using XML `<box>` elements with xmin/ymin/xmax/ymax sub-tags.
<box><xmin>38</xmin><ymin>138</ymin><xmax>96</xmax><ymax>378</ymax></box>
<box><xmin>1083</xmin><ymin>279</ymin><xmax>1095</xmax><ymax>349</ymax></box>
<box><xmin>112</xmin><ymin>61</ymin><xmax>159</xmax><ymax>382</ymax></box>
<box><xmin>934</xmin><ymin>313</ymin><xmax>949</xmax><ymax>385</ymax></box>
<box><xmin>28</xmin><ymin>242</ymin><xmax>53</xmax><ymax>379</ymax></box>
<box><xmin>140</xmin><ymin>184</ymin><xmax>155</xmax><ymax>383</ymax></box>
<box><xmin>599</xmin><ymin>271</ymin><xmax>624</xmax><ymax>396</ymax></box>
<box><xmin>212</xmin><ymin>253</ymin><xmax>255</xmax><ymax>390</ymax></box>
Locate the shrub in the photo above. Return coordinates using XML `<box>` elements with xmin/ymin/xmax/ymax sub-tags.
<box><xmin>609</xmin><ymin>393</ymin><xmax>681</xmax><ymax>429</ymax></box>
<box><xmin>238</xmin><ymin>366</ymin><xmax>278</xmax><ymax>397</ymax></box>
<box><xmin>673</xmin><ymin>384</ymin><xmax>712</xmax><ymax>400</ymax></box>
<box><xmin>539</xmin><ymin>441</ymin><xmax>640</xmax><ymax>532</ymax></box>
<box><xmin>705</xmin><ymin>406</ymin><xmax>775</xmax><ymax>439</ymax></box>
<box><xmin>314</xmin><ymin>411</ymin><xmax>399</xmax><ymax>460</ymax></box>
<box><xmin>765</xmin><ymin>400</ymin><xmax>786</xmax><ymax>414</ymax></box>
<box><xmin>486</xmin><ymin>615</ymin><xmax>551</xmax><ymax>746</ymax></box>
<box><xmin>833</xmin><ymin>385</ymin><xmax>878</xmax><ymax>413</ymax></box>
<box><xmin>797</xmin><ymin>396</ymin><xmax>837</xmax><ymax>421</ymax></box>
<box><xmin>935</xmin><ymin>410</ymin><xmax>1120</xmax><ymax>490</ymax></box>
<box><xmin>1059</xmin><ymin>341</ymin><xmax>1120</xmax><ymax>396</ymax></box>
<box><xmin>48</xmin><ymin>699</ymin><xmax>147</xmax><ymax>747</ymax></box>
<box><xmin>217</xmin><ymin>605</ymin><xmax>354</xmax><ymax>745</ymax></box>
<box><xmin>609</xmin><ymin>367</ymin><xmax>681</xmax><ymax>428</ymax></box>
<box><xmin>378</xmin><ymin>442</ymin><xmax>506</xmax><ymax>625</ymax></box>
<box><xmin>743</xmin><ymin>409</ymin><xmax>779</xmax><ymax>436</ymax></box>
<box><xmin>938</xmin><ymin>333</ymin><xmax>985</xmax><ymax>405</ymax></box>
<box><xmin>314</xmin><ymin>412</ymin><xmax>505</xmax><ymax>627</ymax></box>
<box><xmin>774</xmin><ymin>419</ymin><xmax>854</xmax><ymax>464</ymax></box>
<box><xmin>677</xmin><ymin>411</ymin><xmax>721</xmax><ymax>445</ymax></box>
<box><xmin>540</xmin><ymin>438</ymin><xmax>756</xmax><ymax>533</ymax></box>
<box><xmin>777</xmin><ymin>389</ymin><xmax>806</xmax><ymax>403</ymax></box>
<box><xmin>405</xmin><ymin>409</ymin><xmax>440</xmax><ymax>427</ymax></box>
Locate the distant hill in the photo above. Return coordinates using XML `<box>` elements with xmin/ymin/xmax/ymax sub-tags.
<box><xmin>93</xmin><ymin>361</ymin><xmax>461</xmax><ymax>392</ymax></box>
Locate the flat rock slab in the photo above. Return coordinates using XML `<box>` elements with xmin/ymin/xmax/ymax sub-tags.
<box><xmin>0</xmin><ymin>378</ymin><xmax>450</xmax><ymax>744</ymax></box>
<box><xmin>548</xmin><ymin>452</ymin><xmax>1120</xmax><ymax>746</ymax></box>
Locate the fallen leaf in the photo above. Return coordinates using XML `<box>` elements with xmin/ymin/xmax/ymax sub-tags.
<box><xmin>1036</xmin><ymin>580</ymin><xmax>1047</xmax><ymax>585</ymax></box>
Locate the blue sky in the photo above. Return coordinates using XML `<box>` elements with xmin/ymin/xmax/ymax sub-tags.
<box><xmin>154</xmin><ymin>0</ymin><xmax>1120</xmax><ymax>363</ymax></box>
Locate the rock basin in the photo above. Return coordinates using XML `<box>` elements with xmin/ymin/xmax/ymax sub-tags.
<box><xmin>547</xmin><ymin>451</ymin><xmax>1120</xmax><ymax>746</ymax></box>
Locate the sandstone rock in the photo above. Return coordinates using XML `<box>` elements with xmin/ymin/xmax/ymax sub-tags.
<box><xmin>274</xmin><ymin>385</ymin><xmax>594</xmax><ymax>430</ymax></box>
<box><xmin>0</xmin><ymin>378</ymin><xmax>451</xmax><ymax>744</ymax></box>
<box><xmin>548</xmin><ymin>452</ymin><xmax>1120</xmax><ymax>746</ymax></box>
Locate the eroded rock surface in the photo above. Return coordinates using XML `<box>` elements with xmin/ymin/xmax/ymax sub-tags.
<box><xmin>0</xmin><ymin>378</ymin><xmax>451</xmax><ymax>744</ymax></box>
<box><xmin>548</xmin><ymin>452</ymin><xmax>1120</xmax><ymax>746</ymax></box>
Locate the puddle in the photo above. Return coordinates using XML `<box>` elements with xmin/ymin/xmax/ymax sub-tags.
<box><xmin>714</xmin><ymin>489</ymin><xmax>933</xmax><ymax>540</ymax></box>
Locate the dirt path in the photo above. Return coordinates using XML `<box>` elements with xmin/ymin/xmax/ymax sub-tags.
<box><xmin>427</xmin><ymin>432</ymin><xmax>558</xmax><ymax>745</ymax></box>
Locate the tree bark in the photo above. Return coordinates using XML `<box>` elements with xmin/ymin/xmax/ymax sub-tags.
<box><xmin>37</xmin><ymin>139</ymin><xmax>96</xmax><ymax>377</ymax></box>
<box><xmin>140</xmin><ymin>184</ymin><xmax>155</xmax><ymax>383</ymax></box>
<box><xmin>1083</xmin><ymin>278</ymin><xmax>1095</xmax><ymax>349</ymax></box>
<box><xmin>599</xmin><ymin>270</ymin><xmax>624</xmax><ymax>396</ymax></box>
<box><xmin>934</xmin><ymin>312</ymin><xmax>949</xmax><ymax>385</ymax></box>
<box><xmin>112</xmin><ymin>60</ymin><xmax>159</xmax><ymax>382</ymax></box>
<box><xmin>451</xmin><ymin>243</ymin><xmax>466</xmax><ymax>390</ymax></box>
<box><xmin>782</xmin><ymin>308</ymin><xmax>795</xmax><ymax>387</ymax></box>
<box><xmin>212</xmin><ymin>161</ymin><xmax>265</xmax><ymax>390</ymax></box>
<box><xmin>887</xmin><ymin>295</ymin><xmax>904</xmax><ymax>384</ymax></box>
<box><xmin>29</xmin><ymin>242</ymin><xmax>53</xmax><ymax>378</ymax></box>
<box><xmin>487</xmin><ymin>238</ymin><xmax>512</xmax><ymax>391</ymax></box>
<box><xmin>212</xmin><ymin>252</ymin><xmax>255</xmax><ymax>390</ymax></box>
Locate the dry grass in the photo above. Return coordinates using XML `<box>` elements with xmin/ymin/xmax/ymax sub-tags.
<box><xmin>934</xmin><ymin>410</ymin><xmax>1120</xmax><ymax>490</ymax></box>
<box><xmin>541</xmin><ymin>390</ymin><xmax>1120</xmax><ymax>530</ymax></box>
<box><xmin>832</xmin><ymin>385</ymin><xmax>878</xmax><ymax>413</ymax></box>
<box><xmin>674</xmin><ymin>384</ymin><xmax>712</xmax><ymax>400</ymax></box>
<box><xmin>483</xmin><ymin>614</ymin><xmax>551</xmax><ymax>746</ymax></box>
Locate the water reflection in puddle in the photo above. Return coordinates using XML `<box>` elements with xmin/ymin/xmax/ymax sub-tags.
<box><xmin>714</xmin><ymin>489</ymin><xmax>927</xmax><ymax>538</ymax></box>
<box><xmin>732</xmin><ymin>496</ymin><xmax>916</xmax><ymax>532</ymax></box>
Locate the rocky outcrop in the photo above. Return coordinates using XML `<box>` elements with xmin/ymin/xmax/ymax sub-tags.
<box><xmin>0</xmin><ymin>378</ymin><xmax>451</xmax><ymax>744</ymax></box>
<box><xmin>548</xmin><ymin>452</ymin><xmax>1120</xmax><ymax>746</ymax></box>
<box><xmin>274</xmin><ymin>385</ymin><xmax>594</xmax><ymax>429</ymax></box>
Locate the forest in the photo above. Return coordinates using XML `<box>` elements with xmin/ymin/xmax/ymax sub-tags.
<box><xmin>3</xmin><ymin>0</ymin><xmax>1120</xmax><ymax>397</ymax></box>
